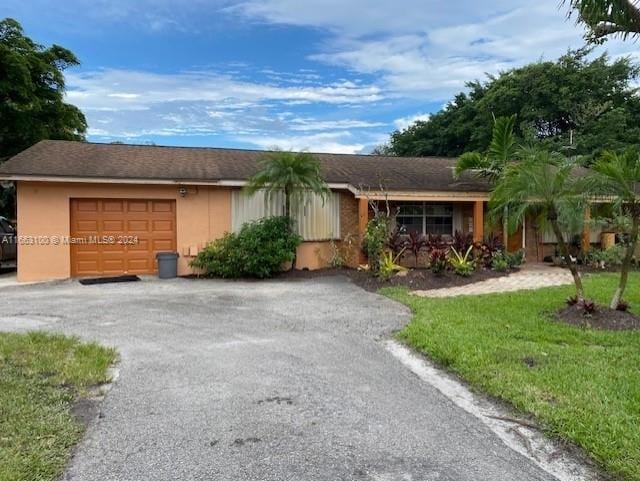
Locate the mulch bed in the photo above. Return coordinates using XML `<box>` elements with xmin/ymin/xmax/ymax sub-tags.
<box><xmin>556</xmin><ymin>305</ymin><xmax>640</xmax><ymax>331</ymax></box>
<box><xmin>277</xmin><ymin>267</ymin><xmax>509</xmax><ymax>293</ymax></box>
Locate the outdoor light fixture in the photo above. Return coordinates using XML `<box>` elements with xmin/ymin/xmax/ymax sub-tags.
<box><xmin>179</xmin><ymin>187</ymin><xmax>187</xmax><ymax>197</ymax></box>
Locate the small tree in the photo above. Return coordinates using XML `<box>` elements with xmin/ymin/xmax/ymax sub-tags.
<box><xmin>585</xmin><ymin>148</ymin><xmax>640</xmax><ymax>308</ymax></box>
<box><xmin>244</xmin><ymin>149</ymin><xmax>329</xmax><ymax>222</ymax></box>
<box><xmin>490</xmin><ymin>149</ymin><xmax>587</xmax><ymax>299</ymax></box>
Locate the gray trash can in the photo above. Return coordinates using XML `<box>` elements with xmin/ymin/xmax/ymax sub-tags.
<box><xmin>156</xmin><ymin>252</ymin><xmax>179</xmax><ymax>279</ymax></box>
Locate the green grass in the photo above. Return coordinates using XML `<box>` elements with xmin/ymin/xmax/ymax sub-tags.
<box><xmin>384</xmin><ymin>273</ymin><xmax>640</xmax><ymax>481</ymax></box>
<box><xmin>0</xmin><ymin>332</ymin><xmax>117</xmax><ymax>481</ymax></box>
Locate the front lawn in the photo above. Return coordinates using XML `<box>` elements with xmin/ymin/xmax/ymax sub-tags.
<box><xmin>0</xmin><ymin>332</ymin><xmax>117</xmax><ymax>481</ymax></box>
<box><xmin>384</xmin><ymin>273</ymin><xmax>640</xmax><ymax>481</ymax></box>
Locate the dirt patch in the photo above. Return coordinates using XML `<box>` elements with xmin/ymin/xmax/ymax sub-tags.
<box><xmin>556</xmin><ymin>305</ymin><xmax>640</xmax><ymax>331</ymax></box>
<box><xmin>71</xmin><ymin>397</ymin><xmax>101</xmax><ymax>430</ymax></box>
<box><xmin>278</xmin><ymin>267</ymin><xmax>509</xmax><ymax>292</ymax></box>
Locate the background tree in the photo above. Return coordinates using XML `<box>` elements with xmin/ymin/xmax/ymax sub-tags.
<box><xmin>585</xmin><ymin>148</ymin><xmax>640</xmax><ymax>308</ymax></box>
<box><xmin>384</xmin><ymin>50</ymin><xmax>640</xmax><ymax>161</ymax></box>
<box><xmin>0</xmin><ymin>18</ymin><xmax>87</xmax><ymax>217</ymax></box>
<box><xmin>566</xmin><ymin>0</ymin><xmax>640</xmax><ymax>42</ymax></box>
<box><xmin>490</xmin><ymin>151</ymin><xmax>587</xmax><ymax>299</ymax></box>
<box><xmin>244</xmin><ymin>150</ymin><xmax>329</xmax><ymax>222</ymax></box>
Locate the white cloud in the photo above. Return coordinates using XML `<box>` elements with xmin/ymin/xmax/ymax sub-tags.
<box><xmin>240</xmin><ymin>132</ymin><xmax>365</xmax><ymax>154</ymax></box>
<box><xmin>393</xmin><ymin>113</ymin><xmax>430</xmax><ymax>130</ymax></box>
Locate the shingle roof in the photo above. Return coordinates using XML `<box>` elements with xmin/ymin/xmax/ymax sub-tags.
<box><xmin>0</xmin><ymin>140</ymin><xmax>490</xmax><ymax>193</ymax></box>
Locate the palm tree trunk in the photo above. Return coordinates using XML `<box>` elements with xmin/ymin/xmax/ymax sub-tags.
<box><xmin>611</xmin><ymin>217</ymin><xmax>639</xmax><ymax>309</ymax></box>
<box><xmin>550</xmin><ymin>218</ymin><xmax>585</xmax><ymax>299</ymax></box>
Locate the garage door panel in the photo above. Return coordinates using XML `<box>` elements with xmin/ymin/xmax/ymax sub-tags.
<box><xmin>70</xmin><ymin>198</ymin><xmax>176</xmax><ymax>277</ymax></box>
<box><xmin>128</xmin><ymin>220</ymin><xmax>149</xmax><ymax>231</ymax></box>
<box><xmin>152</xmin><ymin>220</ymin><xmax>173</xmax><ymax>231</ymax></box>
<box><xmin>152</xmin><ymin>200</ymin><xmax>174</xmax><ymax>213</ymax></box>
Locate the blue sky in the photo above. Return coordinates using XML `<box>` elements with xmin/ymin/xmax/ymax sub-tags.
<box><xmin>1</xmin><ymin>1</ymin><xmax>637</xmax><ymax>153</ymax></box>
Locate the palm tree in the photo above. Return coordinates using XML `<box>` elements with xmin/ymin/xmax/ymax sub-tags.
<box><xmin>566</xmin><ymin>0</ymin><xmax>640</xmax><ymax>41</ymax></box>
<box><xmin>455</xmin><ymin>115</ymin><xmax>518</xmax><ymax>245</ymax></box>
<box><xmin>455</xmin><ymin>115</ymin><xmax>518</xmax><ymax>181</ymax></box>
<box><xmin>585</xmin><ymin>148</ymin><xmax>640</xmax><ymax>308</ymax></box>
<box><xmin>490</xmin><ymin>149</ymin><xmax>587</xmax><ymax>299</ymax></box>
<box><xmin>245</xmin><ymin>149</ymin><xmax>330</xmax><ymax>222</ymax></box>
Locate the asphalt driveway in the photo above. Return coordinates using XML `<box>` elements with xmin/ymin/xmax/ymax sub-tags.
<box><xmin>0</xmin><ymin>276</ymin><xmax>557</xmax><ymax>481</ymax></box>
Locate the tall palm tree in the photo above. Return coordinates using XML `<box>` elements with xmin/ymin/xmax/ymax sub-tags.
<box><xmin>585</xmin><ymin>148</ymin><xmax>640</xmax><ymax>308</ymax></box>
<box><xmin>566</xmin><ymin>0</ymin><xmax>640</xmax><ymax>41</ymax></box>
<box><xmin>490</xmin><ymin>149</ymin><xmax>587</xmax><ymax>299</ymax></box>
<box><xmin>245</xmin><ymin>149</ymin><xmax>330</xmax><ymax>221</ymax></box>
<box><xmin>455</xmin><ymin>115</ymin><xmax>518</xmax><ymax>246</ymax></box>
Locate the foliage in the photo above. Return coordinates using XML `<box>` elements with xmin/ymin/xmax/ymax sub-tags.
<box><xmin>387</xmin><ymin>227</ymin><xmax>408</xmax><ymax>255</ymax></box>
<box><xmin>504</xmin><ymin>249</ymin><xmax>526</xmax><ymax>268</ymax></box>
<box><xmin>0</xmin><ymin>331</ymin><xmax>116</xmax><ymax>481</ymax></box>
<box><xmin>490</xmin><ymin>251</ymin><xmax>510</xmax><ymax>272</ymax></box>
<box><xmin>451</xmin><ymin>230</ymin><xmax>473</xmax><ymax>254</ymax></box>
<box><xmin>581</xmin><ymin>298</ymin><xmax>597</xmax><ymax>315</ymax></box>
<box><xmin>327</xmin><ymin>233</ymin><xmax>356</xmax><ymax>268</ymax></box>
<box><xmin>448</xmin><ymin>245</ymin><xmax>475</xmax><ymax>277</ymax></box>
<box><xmin>362</xmin><ymin>215</ymin><xmax>392</xmax><ymax>273</ymax></box>
<box><xmin>0</xmin><ymin>18</ymin><xmax>87</xmax><ymax>218</ymax></box>
<box><xmin>406</xmin><ymin>230</ymin><xmax>427</xmax><ymax>267</ymax></box>
<box><xmin>378</xmin><ymin>249</ymin><xmax>407</xmax><ymax>281</ymax></box>
<box><xmin>566</xmin><ymin>0</ymin><xmax>640</xmax><ymax>42</ymax></box>
<box><xmin>567</xmin><ymin>295</ymin><xmax>580</xmax><ymax>306</ymax></box>
<box><xmin>190</xmin><ymin>216</ymin><xmax>301</xmax><ymax>278</ymax></box>
<box><xmin>584</xmin><ymin>147</ymin><xmax>640</xmax><ymax>308</ymax></box>
<box><xmin>474</xmin><ymin>234</ymin><xmax>504</xmax><ymax>268</ymax></box>
<box><xmin>429</xmin><ymin>249</ymin><xmax>448</xmax><ymax>275</ymax></box>
<box><xmin>384</xmin><ymin>50</ymin><xmax>640</xmax><ymax>160</ymax></box>
<box><xmin>616</xmin><ymin>299</ymin><xmax>630</xmax><ymax>312</ymax></box>
<box><xmin>584</xmin><ymin>245</ymin><xmax>626</xmax><ymax>269</ymax></box>
<box><xmin>490</xmin><ymin>148</ymin><xmax>587</xmax><ymax>298</ymax></box>
<box><xmin>386</xmin><ymin>273</ymin><xmax>640</xmax><ymax>481</ymax></box>
<box><xmin>244</xmin><ymin>149</ymin><xmax>329</xmax><ymax>219</ymax></box>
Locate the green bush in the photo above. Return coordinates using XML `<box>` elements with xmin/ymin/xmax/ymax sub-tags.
<box><xmin>449</xmin><ymin>246</ymin><xmax>475</xmax><ymax>277</ymax></box>
<box><xmin>491</xmin><ymin>252</ymin><xmax>510</xmax><ymax>272</ymax></box>
<box><xmin>191</xmin><ymin>216</ymin><xmax>301</xmax><ymax>278</ymax></box>
<box><xmin>585</xmin><ymin>245</ymin><xmax>625</xmax><ymax>269</ymax></box>
<box><xmin>505</xmin><ymin>249</ymin><xmax>525</xmax><ymax>268</ymax></box>
<box><xmin>362</xmin><ymin>215</ymin><xmax>391</xmax><ymax>273</ymax></box>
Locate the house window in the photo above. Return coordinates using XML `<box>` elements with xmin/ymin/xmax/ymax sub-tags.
<box><xmin>395</xmin><ymin>202</ymin><xmax>454</xmax><ymax>236</ymax></box>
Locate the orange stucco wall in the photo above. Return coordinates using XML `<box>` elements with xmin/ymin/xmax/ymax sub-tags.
<box><xmin>16</xmin><ymin>181</ymin><xmax>232</xmax><ymax>282</ymax></box>
<box><xmin>15</xmin><ymin>181</ymin><xmax>346</xmax><ymax>281</ymax></box>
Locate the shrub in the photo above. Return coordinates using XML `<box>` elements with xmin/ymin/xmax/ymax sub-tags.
<box><xmin>449</xmin><ymin>246</ymin><xmax>475</xmax><ymax>277</ymax></box>
<box><xmin>616</xmin><ymin>300</ymin><xmax>630</xmax><ymax>312</ymax></box>
<box><xmin>566</xmin><ymin>295</ymin><xmax>579</xmax><ymax>306</ymax></box>
<box><xmin>475</xmin><ymin>234</ymin><xmax>503</xmax><ymax>268</ymax></box>
<box><xmin>407</xmin><ymin>230</ymin><xmax>427</xmax><ymax>267</ymax></box>
<box><xmin>505</xmin><ymin>249</ymin><xmax>525</xmax><ymax>268</ymax></box>
<box><xmin>378</xmin><ymin>249</ymin><xmax>407</xmax><ymax>281</ymax></box>
<box><xmin>491</xmin><ymin>252</ymin><xmax>510</xmax><ymax>272</ymax></box>
<box><xmin>190</xmin><ymin>216</ymin><xmax>301</xmax><ymax>278</ymax></box>
<box><xmin>452</xmin><ymin>230</ymin><xmax>473</xmax><ymax>253</ymax></box>
<box><xmin>363</xmin><ymin>215</ymin><xmax>391</xmax><ymax>273</ymax></box>
<box><xmin>582</xmin><ymin>299</ymin><xmax>597</xmax><ymax>316</ymax></box>
<box><xmin>585</xmin><ymin>245</ymin><xmax>625</xmax><ymax>269</ymax></box>
<box><xmin>430</xmin><ymin>249</ymin><xmax>448</xmax><ymax>275</ymax></box>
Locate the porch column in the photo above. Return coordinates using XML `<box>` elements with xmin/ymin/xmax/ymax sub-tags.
<box><xmin>358</xmin><ymin>197</ymin><xmax>369</xmax><ymax>264</ymax></box>
<box><xmin>582</xmin><ymin>206</ymin><xmax>591</xmax><ymax>253</ymax></box>
<box><xmin>473</xmin><ymin>200</ymin><xmax>484</xmax><ymax>243</ymax></box>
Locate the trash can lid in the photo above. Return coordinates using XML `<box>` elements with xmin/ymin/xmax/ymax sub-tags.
<box><xmin>156</xmin><ymin>251</ymin><xmax>179</xmax><ymax>259</ymax></box>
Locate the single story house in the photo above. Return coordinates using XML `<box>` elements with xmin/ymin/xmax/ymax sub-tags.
<box><xmin>0</xmin><ymin>140</ymin><xmax>597</xmax><ymax>282</ymax></box>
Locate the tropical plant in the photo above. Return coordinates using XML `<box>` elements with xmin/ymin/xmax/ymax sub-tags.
<box><xmin>451</xmin><ymin>230</ymin><xmax>474</xmax><ymax>254</ymax></box>
<box><xmin>429</xmin><ymin>249</ymin><xmax>448</xmax><ymax>275</ymax></box>
<box><xmin>566</xmin><ymin>0</ymin><xmax>640</xmax><ymax>42</ymax></box>
<box><xmin>387</xmin><ymin>227</ymin><xmax>408</xmax><ymax>256</ymax></box>
<box><xmin>490</xmin><ymin>149</ymin><xmax>587</xmax><ymax>299</ymax></box>
<box><xmin>244</xmin><ymin>149</ymin><xmax>329</xmax><ymax>221</ymax></box>
<box><xmin>449</xmin><ymin>245</ymin><xmax>475</xmax><ymax>277</ymax></box>
<box><xmin>455</xmin><ymin>115</ymin><xmax>518</xmax><ymax>181</ymax></box>
<box><xmin>378</xmin><ymin>249</ymin><xmax>407</xmax><ymax>281</ymax></box>
<box><xmin>362</xmin><ymin>215</ymin><xmax>391</xmax><ymax>274</ymax></box>
<box><xmin>490</xmin><ymin>252</ymin><xmax>510</xmax><ymax>272</ymax></box>
<box><xmin>407</xmin><ymin>230</ymin><xmax>427</xmax><ymax>267</ymax></box>
<box><xmin>190</xmin><ymin>217</ymin><xmax>301</xmax><ymax>278</ymax></box>
<box><xmin>584</xmin><ymin>147</ymin><xmax>640</xmax><ymax>308</ymax></box>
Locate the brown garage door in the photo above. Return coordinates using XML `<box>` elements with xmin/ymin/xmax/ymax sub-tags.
<box><xmin>70</xmin><ymin>199</ymin><xmax>176</xmax><ymax>277</ymax></box>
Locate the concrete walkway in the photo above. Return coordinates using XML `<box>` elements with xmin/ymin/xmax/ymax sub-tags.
<box><xmin>413</xmin><ymin>263</ymin><xmax>574</xmax><ymax>298</ymax></box>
